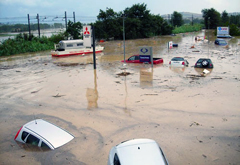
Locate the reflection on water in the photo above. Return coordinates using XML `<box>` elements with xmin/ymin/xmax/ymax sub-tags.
<box><xmin>140</xmin><ymin>67</ymin><xmax>153</xmax><ymax>87</ymax></box>
<box><xmin>86</xmin><ymin>70</ymin><xmax>98</xmax><ymax>110</ymax></box>
<box><xmin>123</xmin><ymin>75</ymin><xmax>129</xmax><ymax>115</ymax></box>
<box><xmin>194</xmin><ymin>68</ymin><xmax>213</xmax><ymax>76</ymax></box>
<box><xmin>169</xmin><ymin>66</ymin><xmax>186</xmax><ymax>73</ymax></box>
<box><xmin>52</xmin><ymin>53</ymin><xmax>104</xmax><ymax>66</ymax></box>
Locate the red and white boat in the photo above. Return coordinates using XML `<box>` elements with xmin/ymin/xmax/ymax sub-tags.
<box><xmin>51</xmin><ymin>39</ymin><xmax>104</xmax><ymax>57</ymax></box>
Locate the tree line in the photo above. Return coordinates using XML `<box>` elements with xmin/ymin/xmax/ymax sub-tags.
<box><xmin>69</xmin><ymin>4</ymin><xmax>240</xmax><ymax>40</ymax></box>
<box><xmin>202</xmin><ymin>8</ymin><xmax>240</xmax><ymax>35</ymax></box>
<box><xmin>1</xmin><ymin>4</ymin><xmax>239</xmax><ymax>39</ymax></box>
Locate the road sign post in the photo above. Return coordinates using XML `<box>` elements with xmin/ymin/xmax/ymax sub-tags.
<box><xmin>83</xmin><ymin>25</ymin><xmax>96</xmax><ymax>69</ymax></box>
<box><xmin>139</xmin><ymin>46</ymin><xmax>153</xmax><ymax>68</ymax></box>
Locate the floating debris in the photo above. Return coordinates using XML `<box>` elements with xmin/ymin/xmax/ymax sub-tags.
<box><xmin>52</xmin><ymin>93</ymin><xmax>65</xmax><ymax>98</ymax></box>
<box><xmin>56</xmin><ymin>63</ymin><xmax>79</xmax><ymax>66</ymax></box>
<box><xmin>144</xmin><ymin>94</ymin><xmax>158</xmax><ymax>96</ymax></box>
<box><xmin>202</xmin><ymin>154</ymin><xmax>207</xmax><ymax>158</ymax></box>
<box><xmin>190</xmin><ymin>122</ymin><xmax>201</xmax><ymax>127</ymax></box>
<box><xmin>196</xmin><ymin>136</ymin><xmax>203</xmax><ymax>143</ymax></box>
<box><xmin>116</xmin><ymin>72</ymin><xmax>131</xmax><ymax>76</ymax></box>
<box><xmin>31</xmin><ymin>88</ymin><xmax>42</xmax><ymax>93</ymax></box>
<box><xmin>186</xmin><ymin>74</ymin><xmax>202</xmax><ymax>79</ymax></box>
<box><xmin>211</xmin><ymin>77</ymin><xmax>223</xmax><ymax>79</ymax></box>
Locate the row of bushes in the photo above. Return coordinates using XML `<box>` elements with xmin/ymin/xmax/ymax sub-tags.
<box><xmin>0</xmin><ymin>33</ymin><xmax>65</xmax><ymax>56</ymax></box>
<box><xmin>172</xmin><ymin>24</ymin><xmax>204</xmax><ymax>34</ymax></box>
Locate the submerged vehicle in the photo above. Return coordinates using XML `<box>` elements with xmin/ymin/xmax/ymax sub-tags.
<box><xmin>122</xmin><ymin>55</ymin><xmax>164</xmax><ymax>64</ymax></box>
<box><xmin>108</xmin><ymin>138</ymin><xmax>169</xmax><ymax>165</ymax></box>
<box><xmin>194</xmin><ymin>58</ymin><xmax>214</xmax><ymax>68</ymax></box>
<box><xmin>169</xmin><ymin>57</ymin><xmax>189</xmax><ymax>67</ymax></box>
<box><xmin>14</xmin><ymin>119</ymin><xmax>74</xmax><ymax>150</ymax></box>
<box><xmin>51</xmin><ymin>39</ymin><xmax>104</xmax><ymax>57</ymax></box>
<box><xmin>214</xmin><ymin>39</ymin><xmax>228</xmax><ymax>46</ymax></box>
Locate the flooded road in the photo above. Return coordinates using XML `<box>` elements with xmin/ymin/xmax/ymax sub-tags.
<box><xmin>0</xmin><ymin>30</ymin><xmax>240</xmax><ymax>165</ymax></box>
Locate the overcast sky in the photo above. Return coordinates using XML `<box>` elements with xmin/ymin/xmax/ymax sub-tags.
<box><xmin>0</xmin><ymin>0</ymin><xmax>239</xmax><ymax>23</ymax></box>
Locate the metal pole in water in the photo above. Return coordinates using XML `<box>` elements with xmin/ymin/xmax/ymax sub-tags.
<box><xmin>27</xmin><ymin>14</ymin><xmax>31</xmax><ymax>36</ymax></box>
<box><xmin>73</xmin><ymin>12</ymin><xmax>75</xmax><ymax>23</ymax></box>
<box><xmin>123</xmin><ymin>14</ymin><xmax>126</xmax><ymax>64</ymax></box>
<box><xmin>65</xmin><ymin>11</ymin><xmax>67</xmax><ymax>30</ymax></box>
<box><xmin>208</xmin><ymin>17</ymin><xmax>210</xmax><ymax>58</ymax></box>
<box><xmin>37</xmin><ymin>14</ymin><xmax>40</xmax><ymax>38</ymax></box>
<box><xmin>92</xmin><ymin>26</ymin><xmax>96</xmax><ymax>69</ymax></box>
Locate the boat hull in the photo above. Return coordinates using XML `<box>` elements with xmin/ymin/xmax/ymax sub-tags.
<box><xmin>51</xmin><ymin>47</ymin><xmax>104</xmax><ymax>57</ymax></box>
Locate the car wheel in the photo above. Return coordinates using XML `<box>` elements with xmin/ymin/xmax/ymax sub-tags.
<box><xmin>202</xmin><ymin>60</ymin><xmax>208</xmax><ymax>66</ymax></box>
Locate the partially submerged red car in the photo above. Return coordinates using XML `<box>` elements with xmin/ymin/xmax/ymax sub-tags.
<box><xmin>122</xmin><ymin>55</ymin><xmax>164</xmax><ymax>64</ymax></box>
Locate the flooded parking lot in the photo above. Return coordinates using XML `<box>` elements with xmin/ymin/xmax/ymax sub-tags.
<box><xmin>0</xmin><ymin>30</ymin><xmax>240</xmax><ymax>164</ymax></box>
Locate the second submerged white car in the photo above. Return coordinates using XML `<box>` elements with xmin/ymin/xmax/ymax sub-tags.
<box><xmin>108</xmin><ymin>138</ymin><xmax>169</xmax><ymax>165</ymax></box>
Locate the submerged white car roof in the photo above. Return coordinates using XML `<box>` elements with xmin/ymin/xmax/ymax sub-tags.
<box><xmin>24</xmin><ymin>119</ymin><xmax>74</xmax><ymax>149</ymax></box>
<box><xmin>116</xmin><ymin>139</ymin><xmax>167</xmax><ymax>165</ymax></box>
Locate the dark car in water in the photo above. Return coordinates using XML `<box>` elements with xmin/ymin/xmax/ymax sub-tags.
<box><xmin>194</xmin><ymin>58</ymin><xmax>214</xmax><ymax>68</ymax></box>
<box><xmin>214</xmin><ymin>39</ymin><xmax>227</xmax><ymax>46</ymax></box>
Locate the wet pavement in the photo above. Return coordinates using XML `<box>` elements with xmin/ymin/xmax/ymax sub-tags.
<box><xmin>0</xmin><ymin>30</ymin><xmax>240</xmax><ymax>165</ymax></box>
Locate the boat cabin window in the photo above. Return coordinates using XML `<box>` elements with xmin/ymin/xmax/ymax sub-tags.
<box><xmin>77</xmin><ymin>43</ymin><xmax>83</xmax><ymax>46</ymax></box>
<box><xmin>67</xmin><ymin>44</ymin><xmax>73</xmax><ymax>47</ymax></box>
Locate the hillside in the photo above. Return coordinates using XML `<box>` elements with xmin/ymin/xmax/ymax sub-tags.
<box><xmin>161</xmin><ymin>11</ymin><xmax>240</xmax><ymax>20</ymax></box>
<box><xmin>161</xmin><ymin>12</ymin><xmax>202</xmax><ymax>20</ymax></box>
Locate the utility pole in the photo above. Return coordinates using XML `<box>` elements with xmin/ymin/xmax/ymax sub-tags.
<box><xmin>208</xmin><ymin>17</ymin><xmax>210</xmax><ymax>57</ymax></box>
<box><xmin>65</xmin><ymin>11</ymin><xmax>67</xmax><ymax>30</ymax></box>
<box><xmin>27</xmin><ymin>14</ymin><xmax>31</xmax><ymax>36</ymax></box>
<box><xmin>122</xmin><ymin>13</ymin><xmax>126</xmax><ymax>64</ymax></box>
<box><xmin>73</xmin><ymin>12</ymin><xmax>75</xmax><ymax>23</ymax></box>
<box><xmin>37</xmin><ymin>14</ymin><xmax>40</xmax><ymax>38</ymax></box>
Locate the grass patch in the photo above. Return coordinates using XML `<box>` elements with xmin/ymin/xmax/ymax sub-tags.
<box><xmin>173</xmin><ymin>24</ymin><xmax>204</xmax><ymax>34</ymax></box>
<box><xmin>0</xmin><ymin>33</ymin><xmax>65</xmax><ymax>56</ymax></box>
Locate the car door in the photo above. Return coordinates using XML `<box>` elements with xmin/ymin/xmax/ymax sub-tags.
<box><xmin>128</xmin><ymin>55</ymin><xmax>139</xmax><ymax>63</ymax></box>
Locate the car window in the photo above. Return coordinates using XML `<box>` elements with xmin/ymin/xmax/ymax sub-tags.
<box><xmin>219</xmin><ymin>40</ymin><xmax>226</xmax><ymax>44</ymax></box>
<box><xmin>135</xmin><ymin>56</ymin><xmax>139</xmax><ymax>60</ymax></box>
<box><xmin>172</xmin><ymin>57</ymin><xmax>183</xmax><ymax>61</ymax></box>
<box><xmin>114</xmin><ymin>153</ymin><xmax>121</xmax><ymax>165</ymax></box>
<box><xmin>197</xmin><ymin>59</ymin><xmax>203</xmax><ymax>62</ymax></box>
<box><xmin>26</xmin><ymin>134</ymin><xmax>40</xmax><ymax>146</ymax></box>
<box><xmin>41</xmin><ymin>141</ymin><xmax>51</xmax><ymax>150</ymax></box>
<box><xmin>129</xmin><ymin>56</ymin><xmax>136</xmax><ymax>61</ymax></box>
<box><xmin>21</xmin><ymin>131</ymin><xmax>29</xmax><ymax>141</ymax></box>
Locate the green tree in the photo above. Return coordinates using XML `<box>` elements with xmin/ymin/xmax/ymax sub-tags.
<box><xmin>221</xmin><ymin>10</ymin><xmax>229</xmax><ymax>25</ymax></box>
<box><xmin>171</xmin><ymin>11</ymin><xmax>183</xmax><ymax>27</ymax></box>
<box><xmin>94</xmin><ymin>3</ymin><xmax>172</xmax><ymax>40</ymax></box>
<box><xmin>124</xmin><ymin>3</ymin><xmax>151</xmax><ymax>38</ymax></box>
<box><xmin>151</xmin><ymin>14</ymin><xmax>172</xmax><ymax>35</ymax></box>
<box><xmin>229</xmin><ymin>23</ymin><xmax>240</xmax><ymax>36</ymax></box>
<box><xmin>65</xmin><ymin>21</ymin><xmax>82</xmax><ymax>39</ymax></box>
<box><xmin>95</xmin><ymin>8</ymin><xmax>121</xmax><ymax>40</ymax></box>
<box><xmin>202</xmin><ymin>8</ymin><xmax>221</xmax><ymax>29</ymax></box>
<box><xmin>230</xmin><ymin>15</ymin><xmax>240</xmax><ymax>26</ymax></box>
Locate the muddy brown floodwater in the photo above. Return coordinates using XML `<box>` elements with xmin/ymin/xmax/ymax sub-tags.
<box><xmin>0</xmin><ymin>30</ymin><xmax>240</xmax><ymax>165</ymax></box>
